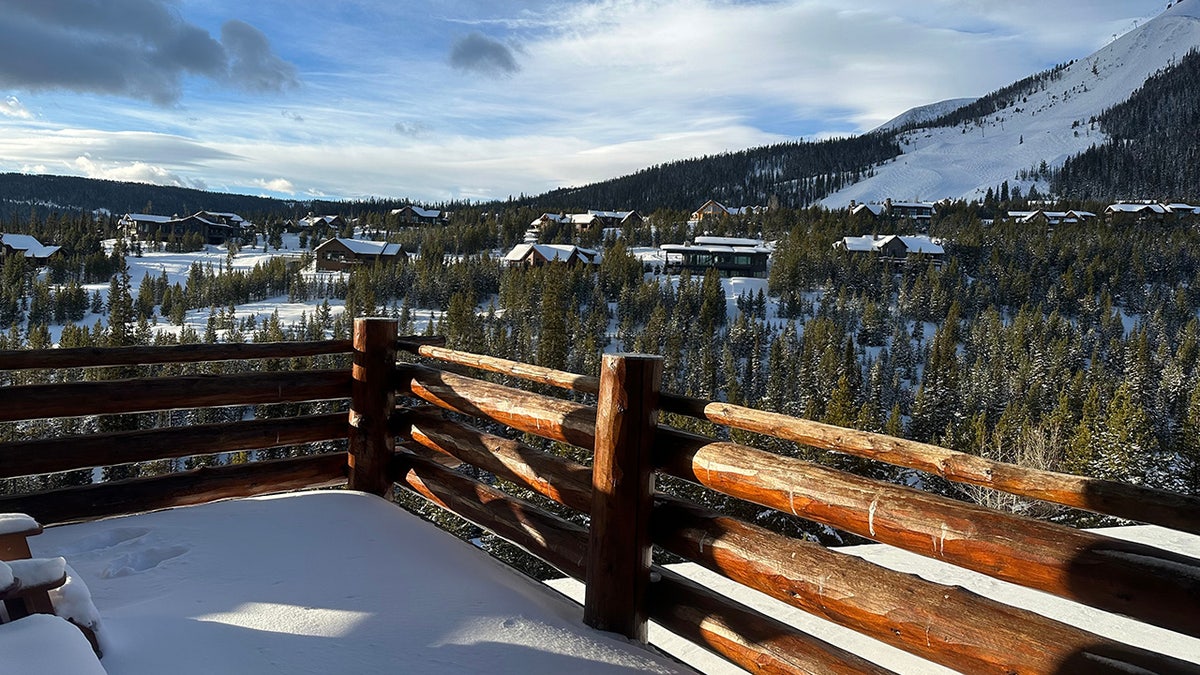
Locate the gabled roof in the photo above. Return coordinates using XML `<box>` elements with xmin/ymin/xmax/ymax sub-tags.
<box><xmin>0</xmin><ymin>233</ymin><xmax>61</xmax><ymax>259</ymax></box>
<box><xmin>1106</xmin><ymin>203</ymin><xmax>1167</xmax><ymax>214</ymax></box>
<box><xmin>836</xmin><ymin>234</ymin><xmax>943</xmax><ymax>256</ymax></box>
<box><xmin>319</xmin><ymin>237</ymin><xmax>403</xmax><ymax>256</ymax></box>
<box><xmin>122</xmin><ymin>213</ymin><xmax>174</xmax><ymax>224</ymax></box>
<box><xmin>503</xmin><ymin>244</ymin><xmax>599</xmax><ymax>264</ymax></box>
<box><xmin>851</xmin><ymin>204</ymin><xmax>886</xmax><ymax>217</ymax></box>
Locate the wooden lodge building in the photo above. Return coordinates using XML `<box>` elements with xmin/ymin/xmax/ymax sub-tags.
<box><xmin>0</xmin><ymin>233</ymin><xmax>61</xmax><ymax>265</ymax></box>
<box><xmin>314</xmin><ymin>237</ymin><xmax>406</xmax><ymax>272</ymax></box>
<box><xmin>502</xmin><ymin>243</ymin><xmax>600</xmax><ymax>268</ymax></box>
<box><xmin>836</xmin><ymin>234</ymin><xmax>945</xmax><ymax>266</ymax></box>
<box><xmin>660</xmin><ymin>236</ymin><xmax>771</xmax><ymax>278</ymax></box>
<box><xmin>120</xmin><ymin>211</ymin><xmax>248</xmax><ymax>245</ymax></box>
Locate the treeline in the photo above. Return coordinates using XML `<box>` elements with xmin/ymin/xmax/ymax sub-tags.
<box><xmin>529</xmin><ymin>134</ymin><xmax>902</xmax><ymax>211</ymax></box>
<box><xmin>1053</xmin><ymin>49</ymin><xmax>1200</xmax><ymax>201</ymax></box>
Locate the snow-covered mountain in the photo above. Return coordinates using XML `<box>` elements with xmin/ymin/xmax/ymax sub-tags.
<box><xmin>822</xmin><ymin>0</ymin><xmax>1200</xmax><ymax>207</ymax></box>
<box><xmin>872</xmin><ymin>98</ymin><xmax>977</xmax><ymax>134</ymax></box>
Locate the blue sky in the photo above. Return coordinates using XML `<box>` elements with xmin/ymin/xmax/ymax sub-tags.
<box><xmin>0</xmin><ymin>0</ymin><xmax>1168</xmax><ymax>204</ymax></box>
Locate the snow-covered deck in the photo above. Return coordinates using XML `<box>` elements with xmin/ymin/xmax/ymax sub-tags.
<box><xmin>22</xmin><ymin>491</ymin><xmax>691</xmax><ymax>674</ymax></box>
<box><xmin>15</xmin><ymin>490</ymin><xmax>1200</xmax><ymax>674</ymax></box>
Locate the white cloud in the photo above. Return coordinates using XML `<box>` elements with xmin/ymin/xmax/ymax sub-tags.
<box><xmin>70</xmin><ymin>155</ymin><xmax>205</xmax><ymax>189</ymax></box>
<box><xmin>0</xmin><ymin>95</ymin><xmax>32</xmax><ymax>119</ymax></box>
<box><xmin>253</xmin><ymin>177</ymin><xmax>296</xmax><ymax>193</ymax></box>
<box><xmin>0</xmin><ymin>0</ymin><xmax>1171</xmax><ymax>202</ymax></box>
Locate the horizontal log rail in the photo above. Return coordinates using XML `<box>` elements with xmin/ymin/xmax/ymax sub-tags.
<box><xmin>396</xmin><ymin>363</ymin><xmax>597</xmax><ymax>450</ymax></box>
<box><xmin>0</xmin><ymin>339</ymin><xmax>353</xmax><ymax>371</ymax></box>
<box><xmin>652</xmin><ymin>496</ymin><xmax>1199</xmax><ymax>675</ymax></box>
<box><xmin>0</xmin><ymin>370</ymin><xmax>351</xmax><ymax>423</ymax></box>
<box><xmin>0</xmin><ymin>453</ymin><xmax>347</xmax><ymax>526</ymax></box>
<box><xmin>647</xmin><ymin>567</ymin><xmax>894</xmax><ymax>675</ymax></box>
<box><xmin>655</xmin><ymin>430</ymin><xmax>1200</xmax><ymax>639</ymax></box>
<box><xmin>401</xmin><ymin>345</ymin><xmax>1200</xmax><ymax>535</ymax></box>
<box><xmin>397</xmin><ymin>340</ymin><xmax>600</xmax><ymax>394</ymax></box>
<box><xmin>0</xmin><ymin>413</ymin><xmax>347</xmax><ymax>480</ymax></box>
<box><xmin>391</xmin><ymin>432</ymin><xmax>886</xmax><ymax>675</ymax></box>
<box><xmin>661</xmin><ymin>395</ymin><xmax>1200</xmax><ymax>535</ymax></box>
<box><xmin>391</xmin><ymin>450</ymin><xmax>590</xmax><ymax>578</ymax></box>
<box><xmin>403</xmin><ymin>407</ymin><xmax>593</xmax><ymax>513</ymax></box>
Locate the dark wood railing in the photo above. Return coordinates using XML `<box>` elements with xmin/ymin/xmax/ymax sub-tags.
<box><xmin>2</xmin><ymin>317</ymin><xmax>1199</xmax><ymax>674</ymax></box>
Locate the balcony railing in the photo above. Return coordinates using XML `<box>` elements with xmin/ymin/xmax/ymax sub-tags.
<box><xmin>2</xmin><ymin>317</ymin><xmax>1199</xmax><ymax>674</ymax></box>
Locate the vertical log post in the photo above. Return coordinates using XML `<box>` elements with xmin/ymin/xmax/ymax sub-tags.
<box><xmin>584</xmin><ymin>353</ymin><xmax>663</xmax><ymax>641</ymax></box>
<box><xmin>347</xmin><ymin>318</ymin><xmax>398</xmax><ymax>496</ymax></box>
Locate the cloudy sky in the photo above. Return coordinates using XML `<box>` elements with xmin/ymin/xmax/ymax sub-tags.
<box><xmin>0</xmin><ymin>0</ymin><xmax>1168</xmax><ymax>204</ymax></box>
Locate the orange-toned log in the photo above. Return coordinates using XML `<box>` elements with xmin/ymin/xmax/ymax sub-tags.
<box><xmin>655</xmin><ymin>430</ymin><xmax>1200</xmax><ymax>639</ymax></box>
<box><xmin>660</xmin><ymin>394</ymin><xmax>1200</xmax><ymax>535</ymax></box>
<box><xmin>648</xmin><ymin>567</ymin><xmax>896</xmax><ymax>675</ymax></box>
<box><xmin>395</xmin><ymin>363</ymin><xmax>597</xmax><ymax>450</ymax></box>
<box><xmin>405</xmin><ymin>408</ymin><xmax>592</xmax><ymax>513</ymax></box>
<box><xmin>392</xmin><ymin>451</ymin><xmax>588</xmax><ymax>578</ymax></box>
<box><xmin>653</xmin><ymin>497</ymin><xmax>1200</xmax><ymax>675</ymax></box>
<box><xmin>397</xmin><ymin>341</ymin><xmax>600</xmax><ymax>394</ymax></box>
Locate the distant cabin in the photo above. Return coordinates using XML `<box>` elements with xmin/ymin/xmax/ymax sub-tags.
<box><xmin>690</xmin><ymin>200</ymin><xmax>764</xmax><ymax>222</ymax></box>
<box><xmin>660</xmin><ymin>236</ymin><xmax>771</xmax><ymax>278</ymax></box>
<box><xmin>836</xmin><ymin>234</ymin><xmax>944</xmax><ymax>266</ymax></box>
<box><xmin>314</xmin><ymin>237</ymin><xmax>406</xmax><ymax>272</ymax></box>
<box><xmin>1105</xmin><ymin>202</ymin><xmax>1198</xmax><ymax>222</ymax></box>
<box><xmin>292</xmin><ymin>214</ymin><xmax>348</xmax><ymax>230</ymax></box>
<box><xmin>389</xmin><ymin>206</ymin><xmax>446</xmax><ymax>225</ymax></box>
<box><xmin>119</xmin><ymin>211</ymin><xmax>246</xmax><ymax>245</ymax></box>
<box><xmin>849</xmin><ymin>199</ymin><xmax>936</xmax><ymax>225</ymax></box>
<box><xmin>1006</xmin><ymin>209</ymin><xmax>1096</xmax><ymax>226</ymax></box>
<box><xmin>0</xmin><ymin>233</ymin><xmax>61</xmax><ymax>264</ymax></box>
<box><xmin>502</xmin><ymin>243</ymin><xmax>600</xmax><ymax>268</ymax></box>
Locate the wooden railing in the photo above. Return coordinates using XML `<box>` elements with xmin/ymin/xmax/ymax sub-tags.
<box><xmin>2</xmin><ymin>317</ymin><xmax>1199</xmax><ymax>674</ymax></box>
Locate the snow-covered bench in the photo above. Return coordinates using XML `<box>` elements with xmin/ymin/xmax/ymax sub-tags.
<box><xmin>0</xmin><ymin>513</ymin><xmax>101</xmax><ymax>656</ymax></box>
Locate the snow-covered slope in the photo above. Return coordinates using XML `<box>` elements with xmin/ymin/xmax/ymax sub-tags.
<box><xmin>823</xmin><ymin>0</ymin><xmax>1200</xmax><ymax>206</ymax></box>
<box><xmin>872</xmin><ymin>98</ymin><xmax>977</xmax><ymax>134</ymax></box>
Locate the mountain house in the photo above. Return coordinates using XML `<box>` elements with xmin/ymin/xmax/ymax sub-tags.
<box><xmin>0</xmin><ymin>233</ymin><xmax>61</xmax><ymax>265</ymax></box>
<box><xmin>314</xmin><ymin>237</ymin><xmax>406</xmax><ymax>272</ymax></box>
<box><xmin>836</xmin><ymin>234</ymin><xmax>945</xmax><ymax>266</ymax></box>
<box><xmin>660</xmin><ymin>236</ymin><xmax>771</xmax><ymax>278</ymax></box>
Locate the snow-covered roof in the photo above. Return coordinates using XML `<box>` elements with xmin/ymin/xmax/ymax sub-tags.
<box><xmin>836</xmin><ymin>234</ymin><xmax>944</xmax><ymax>255</ymax></box>
<box><xmin>851</xmin><ymin>203</ymin><xmax>886</xmax><ymax>217</ymax></box>
<box><xmin>0</xmin><ymin>233</ymin><xmax>61</xmax><ymax>259</ymax></box>
<box><xmin>122</xmin><ymin>213</ymin><xmax>173</xmax><ymax>224</ymax></box>
<box><xmin>587</xmin><ymin>210</ymin><xmax>633</xmax><ymax>220</ymax></box>
<box><xmin>896</xmin><ymin>235</ymin><xmax>944</xmax><ymax>255</ymax></box>
<box><xmin>504</xmin><ymin>243</ymin><xmax>599</xmax><ymax>263</ymax></box>
<box><xmin>1106</xmin><ymin>203</ymin><xmax>1168</xmax><ymax>214</ymax></box>
<box><xmin>530</xmin><ymin>213</ymin><xmax>568</xmax><ymax>227</ymax></box>
<box><xmin>199</xmin><ymin>211</ymin><xmax>244</xmax><ymax>222</ymax></box>
<box><xmin>693</xmin><ymin>236</ymin><xmax>764</xmax><ymax>247</ymax></box>
<box><xmin>322</xmin><ymin>237</ymin><xmax>402</xmax><ymax>256</ymax></box>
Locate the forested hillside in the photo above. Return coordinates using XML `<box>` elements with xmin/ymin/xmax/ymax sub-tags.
<box><xmin>533</xmin><ymin>134</ymin><xmax>901</xmax><ymax>211</ymax></box>
<box><xmin>1053</xmin><ymin>48</ymin><xmax>1200</xmax><ymax>200</ymax></box>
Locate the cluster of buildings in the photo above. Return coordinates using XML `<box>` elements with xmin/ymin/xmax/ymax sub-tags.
<box><xmin>119</xmin><ymin>211</ymin><xmax>250</xmax><ymax>245</ymax></box>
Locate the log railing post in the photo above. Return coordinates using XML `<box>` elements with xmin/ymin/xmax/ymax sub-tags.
<box><xmin>347</xmin><ymin>318</ymin><xmax>398</xmax><ymax>496</ymax></box>
<box><xmin>584</xmin><ymin>353</ymin><xmax>662</xmax><ymax>641</ymax></box>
